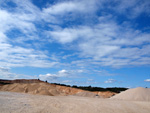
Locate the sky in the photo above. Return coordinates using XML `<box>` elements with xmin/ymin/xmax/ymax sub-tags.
<box><xmin>0</xmin><ymin>0</ymin><xmax>150</xmax><ymax>88</ymax></box>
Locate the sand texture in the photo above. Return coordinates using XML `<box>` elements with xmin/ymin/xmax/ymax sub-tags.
<box><xmin>0</xmin><ymin>91</ymin><xmax>150</xmax><ymax>113</ymax></box>
<box><xmin>111</xmin><ymin>87</ymin><xmax>150</xmax><ymax>101</ymax></box>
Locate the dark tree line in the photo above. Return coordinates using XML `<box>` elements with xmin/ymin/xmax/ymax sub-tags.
<box><xmin>51</xmin><ymin>83</ymin><xmax>128</xmax><ymax>93</ymax></box>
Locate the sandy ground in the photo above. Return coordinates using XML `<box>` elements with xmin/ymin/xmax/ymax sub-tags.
<box><xmin>0</xmin><ymin>91</ymin><xmax>150</xmax><ymax>113</ymax></box>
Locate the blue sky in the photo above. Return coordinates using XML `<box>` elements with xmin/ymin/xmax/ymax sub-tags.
<box><xmin>0</xmin><ymin>0</ymin><xmax>150</xmax><ymax>88</ymax></box>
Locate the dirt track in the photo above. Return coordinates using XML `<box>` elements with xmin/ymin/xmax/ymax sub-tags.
<box><xmin>0</xmin><ymin>91</ymin><xmax>150</xmax><ymax>113</ymax></box>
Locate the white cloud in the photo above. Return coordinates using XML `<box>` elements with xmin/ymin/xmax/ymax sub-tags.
<box><xmin>39</xmin><ymin>71</ymin><xmax>67</xmax><ymax>83</ymax></box>
<box><xmin>144</xmin><ymin>79</ymin><xmax>150</xmax><ymax>82</ymax></box>
<box><xmin>43</xmin><ymin>2</ymin><xmax>83</xmax><ymax>15</ymax></box>
<box><xmin>92</xmin><ymin>69</ymin><xmax>116</xmax><ymax>76</ymax></box>
<box><xmin>0</xmin><ymin>40</ymin><xmax>58</xmax><ymax>68</ymax></box>
<box><xmin>48</xmin><ymin>28</ymin><xmax>79</xmax><ymax>43</ymax></box>
<box><xmin>0</xmin><ymin>0</ymin><xmax>150</xmax><ymax>70</ymax></box>
<box><xmin>61</xmin><ymin>80</ymin><xmax>73</xmax><ymax>84</ymax></box>
<box><xmin>39</xmin><ymin>69</ymin><xmax>84</xmax><ymax>82</ymax></box>
<box><xmin>62</xmin><ymin>53</ymin><xmax>77</xmax><ymax>59</ymax></box>
<box><xmin>39</xmin><ymin>73</ymin><xmax>58</xmax><ymax>81</ymax></box>
<box><xmin>48</xmin><ymin>22</ymin><xmax>118</xmax><ymax>44</ymax></box>
<box><xmin>0</xmin><ymin>32</ymin><xmax>8</xmax><ymax>43</ymax></box>
<box><xmin>0</xmin><ymin>0</ymin><xmax>100</xmax><ymax>69</ymax></box>
<box><xmin>79</xmin><ymin>44</ymin><xmax>120</xmax><ymax>58</ymax></box>
<box><xmin>104</xmin><ymin>79</ymin><xmax>117</xmax><ymax>83</ymax></box>
<box><xmin>0</xmin><ymin>10</ymin><xmax>36</xmax><ymax>35</ymax></box>
<box><xmin>0</xmin><ymin>67</ymin><xmax>33</xmax><ymax>80</ymax></box>
<box><xmin>87</xmin><ymin>79</ymin><xmax>94</xmax><ymax>81</ymax></box>
<box><xmin>43</xmin><ymin>0</ymin><xmax>98</xmax><ymax>15</ymax></box>
<box><xmin>40</xmin><ymin>0</ymin><xmax>99</xmax><ymax>24</ymax></box>
<box><xmin>103</xmin><ymin>0</ymin><xmax>150</xmax><ymax>18</ymax></box>
<box><xmin>48</xmin><ymin>20</ymin><xmax>150</xmax><ymax>67</ymax></box>
<box><xmin>0</xmin><ymin>0</ymin><xmax>61</xmax><ymax>68</ymax></box>
<box><xmin>58</xmin><ymin>69</ymin><xmax>69</xmax><ymax>76</ymax></box>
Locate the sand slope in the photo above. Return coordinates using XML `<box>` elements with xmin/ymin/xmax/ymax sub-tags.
<box><xmin>0</xmin><ymin>91</ymin><xmax>150</xmax><ymax>113</ymax></box>
<box><xmin>0</xmin><ymin>82</ymin><xmax>116</xmax><ymax>98</ymax></box>
<box><xmin>111</xmin><ymin>87</ymin><xmax>150</xmax><ymax>101</ymax></box>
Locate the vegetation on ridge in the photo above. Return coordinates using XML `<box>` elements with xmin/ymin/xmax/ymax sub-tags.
<box><xmin>51</xmin><ymin>83</ymin><xmax>128</xmax><ymax>93</ymax></box>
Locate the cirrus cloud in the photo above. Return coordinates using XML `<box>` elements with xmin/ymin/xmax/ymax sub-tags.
<box><xmin>144</xmin><ymin>79</ymin><xmax>150</xmax><ymax>82</ymax></box>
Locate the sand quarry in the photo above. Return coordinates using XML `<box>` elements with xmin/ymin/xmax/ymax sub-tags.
<box><xmin>0</xmin><ymin>81</ymin><xmax>150</xmax><ymax>113</ymax></box>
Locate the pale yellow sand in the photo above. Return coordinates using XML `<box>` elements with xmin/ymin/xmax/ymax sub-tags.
<box><xmin>0</xmin><ymin>91</ymin><xmax>150</xmax><ymax>113</ymax></box>
<box><xmin>111</xmin><ymin>87</ymin><xmax>150</xmax><ymax>101</ymax></box>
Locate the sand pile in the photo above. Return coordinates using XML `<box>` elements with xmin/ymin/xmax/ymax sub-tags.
<box><xmin>0</xmin><ymin>82</ymin><xmax>87</xmax><ymax>96</ymax></box>
<box><xmin>0</xmin><ymin>83</ymin><xmax>62</xmax><ymax>96</ymax></box>
<box><xmin>0</xmin><ymin>79</ymin><xmax>118</xmax><ymax>98</ymax></box>
<box><xmin>111</xmin><ymin>87</ymin><xmax>150</xmax><ymax>101</ymax></box>
<box><xmin>74</xmin><ymin>91</ymin><xmax>100</xmax><ymax>98</ymax></box>
<box><xmin>0</xmin><ymin>82</ymin><xmax>88</xmax><ymax>96</ymax></box>
<box><xmin>0</xmin><ymin>83</ymin><xmax>117</xmax><ymax>98</ymax></box>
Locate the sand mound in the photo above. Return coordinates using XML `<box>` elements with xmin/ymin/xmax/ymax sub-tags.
<box><xmin>0</xmin><ymin>80</ymin><xmax>117</xmax><ymax>98</ymax></box>
<box><xmin>111</xmin><ymin>87</ymin><xmax>150</xmax><ymax>101</ymax></box>
<box><xmin>0</xmin><ymin>79</ymin><xmax>118</xmax><ymax>98</ymax></box>
<box><xmin>0</xmin><ymin>82</ymin><xmax>86</xmax><ymax>96</ymax></box>
<box><xmin>74</xmin><ymin>91</ymin><xmax>100</xmax><ymax>98</ymax></box>
<box><xmin>0</xmin><ymin>83</ymin><xmax>61</xmax><ymax>96</ymax></box>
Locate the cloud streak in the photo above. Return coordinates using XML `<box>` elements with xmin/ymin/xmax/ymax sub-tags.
<box><xmin>144</xmin><ymin>79</ymin><xmax>150</xmax><ymax>82</ymax></box>
<box><xmin>39</xmin><ymin>69</ymin><xmax>84</xmax><ymax>83</ymax></box>
<box><xmin>1</xmin><ymin>0</ymin><xmax>149</xmax><ymax>68</ymax></box>
<box><xmin>0</xmin><ymin>0</ymin><xmax>150</xmax><ymax>84</ymax></box>
<box><xmin>48</xmin><ymin>21</ymin><xmax>150</xmax><ymax>67</ymax></box>
<box><xmin>104</xmin><ymin>79</ymin><xmax>117</xmax><ymax>84</ymax></box>
<box><xmin>0</xmin><ymin>67</ymin><xmax>33</xmax><ymax>79</ymax></box>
